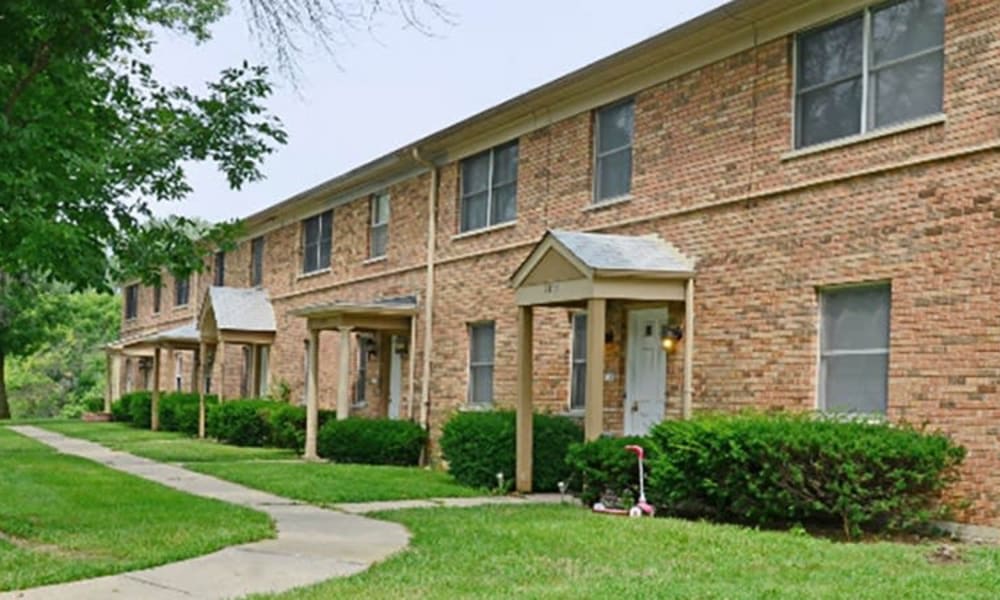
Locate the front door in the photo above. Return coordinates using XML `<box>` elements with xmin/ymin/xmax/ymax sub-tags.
<box><xmin>388</xmin><ymin>336</ymin><xmax>403</xmax><ymax>419</ymax></box>
<box><xmin>625</xmin><ymin>308</ymin><xmax>668</xmax><ymax>436</ymax></box>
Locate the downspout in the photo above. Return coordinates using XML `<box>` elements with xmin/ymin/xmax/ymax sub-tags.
<box><xmin>411</xmin><ymin>148</ymin><xmax>437</xmax><ymax>431</ymax></box>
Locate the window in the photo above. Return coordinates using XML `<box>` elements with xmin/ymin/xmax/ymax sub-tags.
<box><xmin>302</xmin><ymin>210</ymin><xmax>333</xmax><ymax>273</ymax></box>
<box><xmin>370</xmin><ymin>191</ymin><xmax>390</xmax><ymax>258</ymax></box>
<box><xmin>795</xmin><ymin>0</ymin><xmax>945</xmax><ymax>148</ymax></box>
<box><xmin>594</xmin><ymin>98</ymin><xmax>635</xmax><ymax>202</ymax></box>
<box><xmin>354</xmin><ymin>335</ymin><xmax>372</xmax><ymax>406</ymax></box>
<box><xmin>250</xmin><ymin>236</ymin><xmax>264</xmax><ymax>287</ymax></box>
<box><xmin>468</xmin><ymin>322</ymin><xmax>495</xmax><ymax>405</ymax></box>
<box><xmin>214</xmin><ymin>251</ymin><xmax>226</xmax><ymax>286</ymax></box>
<box><xmin>460</xmin><ymin>141</ymin><xmax>518</xmax><ymax>232</ymax></box>
<box><xmin>174</xmin><ymin>275</ymin><xmax>190</xmax><ymax>307</ymax></box>
<box><xmin>570</xmin><ymin>313</ymin><xmax>587</xmax><ymax>411</ymax></box>
<box><xmin>125</xmin><ymin>284</ymin><xmax>138</xmax><ymax>320</ymax></box>
<box><xmin>819</xmin><ymin>284</ymin><xmax>891</xmax><ymax>414</ymax></box>
<box><xmin>152</xmin><ymin>285</ymin><xmax>161</xmax><ymax>314</ymax></box>
<box><xmin>175</xmin><ymin>355</ymin><xmax>184</xmax><ymax>392</ymax></box>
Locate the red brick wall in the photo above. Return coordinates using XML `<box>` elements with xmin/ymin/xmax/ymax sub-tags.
<box><xmin>120</xmin><ymin>0</ymin><xmax>1000</xmax><ymax>524</ymax></box>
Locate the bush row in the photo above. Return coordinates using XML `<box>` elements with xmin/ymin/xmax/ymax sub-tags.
<box><xmin>565</xmin><ymin>412</ymin><xmax>965</xmax><ymax>537</ymax></box>
<box><xmin>206</xmin><ymin>400</ymin><xmax>336</xmax><ymax>451</ymax></box>
<box><xmin>318</xmin><ymin>418</ymin><xmax>427</xmax><ymax>466</ymax></box>
<box><xmin>440</xmin><ymin>411</ymin><xmax>583</xmax><ymax>492</ymax></box>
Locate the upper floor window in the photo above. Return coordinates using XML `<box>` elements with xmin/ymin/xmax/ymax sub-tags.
<box><xmin>214</xmin><ymin>251</ymin><xmax>226</xmax><ymax>286</ymax></box>
<box><xmin>795</xmin><ymin>0</ymin><xmax>945</xmax><ymax>148</ymax></box>
<box><xmin>460</xmin><ymin>140</ymin><xmax>518</xmax><ymax>233</ymax></box>
<box><xmin>302</xmin><ymin>210</ymin><xmax>333</xmax><ymax>274</ymax></box>
<box><xmin>594</xmin><ymin>98</ymin><xmax>634</xmax><ymax>203</ymax></box>
<box><xmin>250</xmin><ymin>236</ymin><xmax>264</xmax><ymax>287</ymax></box>
<box><xmin>152</xmin><ymin>285</ymin><xmax>161</xmax><ymax>314</ymax></box>
<box><xmin>468</xmin><ymin>322</ymin><xmax>495</xmax><ymax>406</ymax></box>
<box><xmin>370</xmin><ymin>191</ymin><xmax>390</xmax><ymax>258</ymax></box>
<box><xmin>819</xmin><ymin>284</ymin><xmax>891</xmax><ymax>414</ymax></box>
<box><xmin>174</xmin><ymin>274</ymin><xmax>190</xmax><ymax>307</ymax></box>
<box><xmin>125</xmin><ymin>284</ymin><xmax>139</xmax><ymax>320</ymax></box>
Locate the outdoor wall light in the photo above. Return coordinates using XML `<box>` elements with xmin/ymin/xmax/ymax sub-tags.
<box><xmin>660</xmin><ymin>326</ymin><xmax>684</xmax><ymax>353</ymax></box>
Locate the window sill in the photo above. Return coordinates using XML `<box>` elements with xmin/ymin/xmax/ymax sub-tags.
<box><xmin>558</xmin><ymin>409</ymin><xmax>586</xmax><ymax>418</ymax></box>
<box><xmin>459</xmin><ymin>403</ymin><xmax>494</xmax><ymax>412</ymax></box>
<box><xmin>297</xmin><ymin>268</ymin><xmax>331</xmax><ymax>281</ymax></box>
<box><xmin>452</xmin><ymin>220</ymin><xmax>516</xmax><ymax>241</ymax></box>
<box><xmin>362</xmin><ymin>256</ymin><xmax>387</xmax><ymax>266</ymax></box>
<box><xmin>173</xmin><ymin>305</ymin><xmax>189</xmax><ymax>311</ymax></box>
<box><xmin>583</xmin><ymin>195</ymin><xmax>633</xmax><ymax>212</ymax></box>
<box><xmin>782</xmin><ymin>114</ymin><xmax>946</xmax><ymax>161</ymax></box>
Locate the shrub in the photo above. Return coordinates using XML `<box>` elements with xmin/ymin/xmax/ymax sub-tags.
<box><xmin>159</xmin><ymin>393</ymin><xmax>218</xmax><ymax>435</ymax></box>
<box><xmin>317</xmin><ymin>418</ymin><xmax>427</xmax><ymax>466</ymax></box>
<box><xmin>647</xmin><ymin>412</ymin><xmax>966</xmax><ymax>537</ymax></box>
<box><xmin>268</xmin><ymin>404</ymin><xmax>336</xmax><ymax>451</ymax></box>
<box><xmin>565</xmin><ymin>435</ymin><xmax>647</xmax><ymax>506</ymax></box>
<box><xmin>119</xmin><ymin>391</ymin><xmax>153</xmax><ymax>428</ymax></box>
<box><xmin>112</xmin><ymin>392</ymin><xmax>148</xmax><ymax>423</ymax></box>
<box><xmin>206</xmin><ymin>400</ymin><xmax>276</xmax><ymax>447</ymax></box>
<box><xmin>83</xmin><ymin>396</ymin><xmax>105</xmax><ymax>413</ymax></box>
<box><xmin>440</xmin><ymin>411</ymin><xmax>583</xmax><ymax>492</ymax></box>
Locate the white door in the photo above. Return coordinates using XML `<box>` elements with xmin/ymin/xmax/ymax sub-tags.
<box><xmin>625</xmin><ymin>308</ymin><xmax>668</xmax><ymax>436</ymax></box>
<box><xmin>388</xmin><ymin>336</ymin><xmax>403</xmax><ymax>419</ymax></box>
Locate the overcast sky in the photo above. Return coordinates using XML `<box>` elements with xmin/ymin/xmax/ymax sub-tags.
<box><xmin>149</xmin><ymin>0</ymin><xmax>729</xmax><ymax>223</ymax></box>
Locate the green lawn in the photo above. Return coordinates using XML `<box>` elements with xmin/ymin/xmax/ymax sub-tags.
<box><xmin>254</xmin><ymin>504</ymin><xmax>1000</xmax><ymax>600</ymax></box>
<box><xmin>0</xmin><ymin>427</ymin><xmax>274</xmax><ymax>592</ymax></box>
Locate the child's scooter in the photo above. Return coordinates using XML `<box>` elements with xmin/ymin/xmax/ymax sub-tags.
<box><xmin>592</xmin><ymin>444</ymin><xmax>655</xmax><ymax>517</ymax></box>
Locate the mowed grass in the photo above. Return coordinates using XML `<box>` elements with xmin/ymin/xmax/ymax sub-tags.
<box><xmin>41</xmin><ymin>421</ymin><xmax>296</xmax><ymax>463</ymax></box>
<box><xmin>255</xmin><ymin>504</ymin><xmax>1000</xmax><ymax>600</ymax></box>
<box><xmin>42</xmin><ymin>421</ymin><xmax>477</xmax><ymax>504</ymax></box>
<box><xmin>0</xmin><ymin>427</ymin><xmax>274</xmax><ymax>592</ymax></box>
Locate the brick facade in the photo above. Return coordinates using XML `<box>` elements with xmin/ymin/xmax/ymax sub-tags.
<box><xmin>119</xmin><ymin>0</ymin><xmax>1000</xmax><ymax>525</ymax></box>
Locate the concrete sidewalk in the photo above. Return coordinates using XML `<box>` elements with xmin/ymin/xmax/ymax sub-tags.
<box><xmin>2</xmin><ymin>426</ymin><xmax>563</xmax><ymax>600</ymax></box>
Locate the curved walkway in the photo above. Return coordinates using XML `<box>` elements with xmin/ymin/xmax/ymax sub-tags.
<box><xmin>3</xmin><ymin>426</ymin><xmax>561</xmax><ymax>600</ymax></box>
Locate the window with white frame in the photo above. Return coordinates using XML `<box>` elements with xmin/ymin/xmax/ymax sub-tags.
<box><xmin>302</xmin><ymin>210</ymin><xmax>333</xmax><ymax>274</ymax></box>
<box><xmin>594</xmin><ymin>98</ymin><xmax>634</xmax><ymax>202</ymax></box>
<box><xmin>819</xmin><ymin>284</ymin><xmax>891</xmax><ymax>414</ymax></box>
<box><xmin>570</xmin><ymin>313</ymin><xmax>587</xmax><ymax>411</ymax></box>
<box><xmin>795</xmin><ymin>0</ymin><xmax>945</xmax><ymax>148</ymax></box>
<box><xmin>125</xmin><ymin>284</ymin><xmax>139</xmax><ymax>320</ymax></box>
<box><xmin>370</xmin><ymin>191</ymin><xmax>390</xmax><ymax>258</ymax></box>
<box><xmin>250</xmin><ymin>236</ymin><xmax>264</xmax><ymax>287</ymax></box>
<box><xmin>460</xmin><ymin>141</ymin><xmax>518</xmax><ymax>233</ymax></box>
<box><xmin>174</xmin><ymin>275</ymin><xmax>190</xmax><ymax>306</ymax></box>
<box><xmin>468</xmin><ymin>322</ymin><xmax>495</xmax><ymax>405</ymax></box>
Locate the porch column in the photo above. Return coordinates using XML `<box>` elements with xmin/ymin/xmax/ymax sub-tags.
<box><xmin>110</xmin><ymin>351</ymin><xmax>122</xmax><ymax>403</ymax></box>
<box><xmin>305</xmin><ymin>328</ymin><xmax>321</xmax><ymax>460</ymax></box>
<box><xmin>407</xmin><ymin>317</ymin><xmax>417</xmax><ymax>420</ymax></box>
<box><xmin>585</xmin><ymin>298</ymin><xmax>606</xmax><ymax>440</ymax></box>
<box><xmin>218</xmin><ymin>340</ymin><xmax>227</xmax><ymax>401</ymax></box>
<box><xmin>516</xmin><ymin>305</ymin><xmax>534</xmax><ymax>493</ymax></box>
<box><xmin>249</xmin><ymin>344</ymin><xmax>260</xmax><ymax>398</ymax></box>
<box><xmin>191</xmin><ymin>347</ymin><xmax>201</xmax><ymax>394</ymax></box>
<box><xmin>683</xmin><ymin>278</ymin><xmax>695</xmax><ymax>420</ymax></box>
<box><xmin>197</xmin><ymin>342</ymin><xmax>207</xmax><ymax>439</ymax></box>
<box><xmin>337</xmin><ymin>327</ymin><xmax>353</xmax><ymax>420</ymax></box>
<box><xmin>104</xmin><ymin>351</ymin><xmax>113</xmax><ymax>413</ymax></box>
<box><xmin>151</xmin><ymin>347</ymin><xmax>161</xmax><ymax>431</ymax></box>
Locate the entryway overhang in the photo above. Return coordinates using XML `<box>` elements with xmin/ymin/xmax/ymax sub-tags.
<box><xmin>290</xmin><ymin>297</ymin><xmax>419</xmax><ymax>460</ymax></box>
<box><xmin>510</xmin><ymin>230</ymin><xmax>697</xmax><ymax>493</ymax></box>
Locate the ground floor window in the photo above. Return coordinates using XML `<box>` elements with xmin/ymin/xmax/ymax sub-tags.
<box><xmin>354</xmin><ymin>335</ymin><xmax>372</xmax><ymax>407</ymax></box>
<box><xmin>175</xmin><ymin>355</ymin><xmax>184</xmax><ymax>392</ymax></box>
<box><xmin>468</xmin><ymin>322</ymin><xmax>495</xmax><ymax>406</ymax></box>
<box><xmin>819</xmin><ymin>283</ymin><xmax>891</xmax><ymax>414</ymax></box>
<box><xmin>570</xmin><ymin>312</ymin><xmax>587</xmax><ymax>410</ymax></box>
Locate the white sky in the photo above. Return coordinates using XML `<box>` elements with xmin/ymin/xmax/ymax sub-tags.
<box><xmin>149</xmin><ymin>0</ymin><xmax>730</xmax><ymax>222</ymax></box>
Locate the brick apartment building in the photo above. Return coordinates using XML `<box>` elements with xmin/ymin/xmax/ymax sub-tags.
<box><xmin>109</xmin><ymin>0</ymin><xmax>1000</xmax><ymax>525</ymax></box>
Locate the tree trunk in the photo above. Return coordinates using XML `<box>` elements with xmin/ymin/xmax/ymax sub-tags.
<box><xmin>0</xmin><ymin>349</ymin><xmax>10</xmax><ymax>419</ymax></box>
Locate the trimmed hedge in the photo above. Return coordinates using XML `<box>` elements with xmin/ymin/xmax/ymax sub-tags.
<box><xmin>111</xmin><ymin>392</ymin><xmax>147</xmax><ymax>422</ymax></box>
<box><xmin>440</xmin><ymin>411</ymin><xmax>583</xmax><ymax>492</ymax></box>
<box><xmin>158</xmin><ymin>393</ymin><xmax>218</xmax><ymax>436</ymax></box>
<box><xmin>565</xmin><ymin>435</ymin><xmax>647</xmax><ymax>506</ymax></box>
<box><xmin>206</xmin><ymin>399</ymin><xmax>335</xmax><ymax>450</ymax></box>
<box><xmin>127</xmin><ymin>392</ymin><xmax>153</xmax><ymax>428</ymax></box>
<box><xmin>317</xmin><ymin>418</ymin><xmax>427</xmax><ymax>466</ymax></box>
<box><xmin>648</xmin><ymin>413</ymin><xmax>966</xmax><ymax>537</ymax></box>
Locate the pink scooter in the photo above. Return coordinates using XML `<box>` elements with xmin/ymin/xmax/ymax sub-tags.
<box><xmin>592</xmin><ymin>444</ymin><xmax>656</xmax><ymax>517</ymax></box>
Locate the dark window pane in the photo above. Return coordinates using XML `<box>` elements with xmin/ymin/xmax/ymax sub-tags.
<box><xmin>461</xmin><ymin>191</ymin><xmax>489</xmax><ymax>232</ymax></box>
<box><xmin>572</xmin><ymin>314</ymin><xmax>588</xmax><ymax>359</ymax></box>
<box><xmin>470</xmin><ymin>324</ymin><xmax>495</xmax><ymax>363</ymax></box>
<box><xmin>822</xmin><ymin>286</ymin><xmax>891</xmax><ymax>352</ymax></box>
<box><xmin>822</xmin><ymin>353</ymin><xmax>888</xmax><ymax>414</ymax></box>
<box><xmin>797</xmin><ymin>78</ymin><xmax>863</xmax><ymax>147</ymax></box>
<box><xmin>371</xmin><ymin>225</ymin><xmax>388</xmax><ymax>258</ymax></box>
<box><xmin>214</xmin><ymin>251</ymin><xmax>225</xmax><ymax>286</ymax></box>
<box><xmin>470</xmin><ymin>366</ymin><xmax>494</xmax><ymax>405</ymax></box>
<box><xmin>492</xmin><ymin>142</ymin><xmax>519</xmax><ymax>186</ymax></box>
<box><xmin>490</xmin><ymin>183</ymin><xmax>517</xmax><ymax>225</ymax></box>
<box><xmin>871</xmin><ymin>0</ymin><xmax>946</xmax><ymax>65</ymax></box>
<box><xmin>251</xmin><ymin>237</ymin><xmax>264</xmax><ymax>287</ymax></box>
<box><xmin>570</xmin><ymin>363</ymin><xmax>586</xmax><ymax>410</ymax></box>
<box><xmin>871</xmin><ymin>52</ymin><xmax>944</xmax><ymax>129</ymax></box>
<box><xmin>152</xmin><ymin>286</ymin><xmax>161</xmax><ymax>313</ymax></box>
<box><xmin>597</xmin><ymin>101</ymin><xmax>634</xmax><ymax>152</ymax></box>
<box><xmin>797</xmin><ymin>15</ymin><xmax>864</xmax><ymax>88</ymax></box>
<box><xmin>596</xmin><ymin>148</ymin><xmax>632</xmax><ymax>201</ymax></box>
<box><xmin>461</xmin><ymin>152</ymin><xmax>490</xmax><ymax>197</ymax></box>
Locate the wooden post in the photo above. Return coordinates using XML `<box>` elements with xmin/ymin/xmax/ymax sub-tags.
<box><xmin>516</xmin><ymin>305</ymin><xmax>534</xmax><ymax>493</ymax></box>
<box><xmin>407</xmin><ymin>317</ymin><xmax>417</xmax><ymax>420</ymax></box>
<box><xmin>197</xmin><ymin>342</ymin><xmax>207</xmax><ymax>438</ymax></box>
<box><xmin>304</xmin><ymin>329</ymin><xmax>321</xmax><ymax>460</ymax></box>
<box><xmin>585</xmin><ymin>298</ymin><xmax>606</xmax><ymax>441</ymax></box>
<box><xmin>151</xmin><ymin>347</ymin><xmax>161</xmax><ymax>431</ymax></box>
<box><xmin>104</xmin><ymin>351</ymin><xmax>113</xmax><ymax>413</ymax></box>
<box><xmin>218</xmin><ymin>339</ymin><xmax>227</xmax><ymax>401</ymax></box>
<box><xmin>337</xmin><ymin>327</ymin><xmax>353</xmax><ymax>420</ymax></box>
<box><xmin>683</xmin><ymin>278</ymin><xmax>695</xmax><ymax>420</ymax></box>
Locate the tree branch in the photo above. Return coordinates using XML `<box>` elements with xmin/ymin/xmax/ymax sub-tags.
<box><xmin>4</xmin><ymin>42</ymin><xmax>53</xmax><ymax>121</ymax></box>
